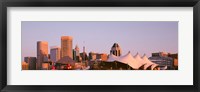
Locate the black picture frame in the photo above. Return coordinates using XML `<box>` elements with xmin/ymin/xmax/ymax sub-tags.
<box><xmin>0</xmin><ymin>0</ymin><xmax>200</xmax><ymax>92</ymax></box>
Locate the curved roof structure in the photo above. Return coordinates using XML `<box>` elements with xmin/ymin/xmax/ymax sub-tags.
<box><xmin>134</xmin><ymin>53</ymin><xmax>146</xmax><ymax>65</ymax></box>
<box><xmin>117</xmin><ymin>52</ymin><xmax>143</xmax><ymax>69</ymax></box>
<box><xmin>107</xmin><ymin>54</ymin><xmax>118</xmax><ymax>62</ymax></box>
<box><xmin>134</xmin><ymin>53</ymin><xmax>142</xmax><ymax>61</ymax></box>
<box><xmin>142</xmin><ymin>54</ymin><xmax>158</xmax><ymax>70</ymax></box>
<box><xmin>107</xmin><ymin>52</ymin><xmax>158</xmax><ymax>70</ymax></box>
<box><xmin>142</xmin><ymin>54</ymin><xmax>153</xmax><ymax>64</ymax></box>
<box><xmin>143</xmin><ymin>63</ymin><xmax>153</xmax><ymax>70</ymax></box>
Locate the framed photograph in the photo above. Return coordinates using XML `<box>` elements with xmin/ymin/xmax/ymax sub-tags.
<box><xmin>0</xmin><ymin>0</ymin><xmax>199</xmax><ymax>92</ymax></box>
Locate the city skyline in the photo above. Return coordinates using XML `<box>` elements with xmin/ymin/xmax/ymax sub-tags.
<box><xmin>22</xmin><ymin>21</ymin><xmax>178</xmax><ymax>61</ymax></box>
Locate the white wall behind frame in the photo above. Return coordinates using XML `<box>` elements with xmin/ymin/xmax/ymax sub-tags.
<box><xmin>7</xmin><ymin>7</ymin><xmax>193</xmax><ymax>85</ymax></box>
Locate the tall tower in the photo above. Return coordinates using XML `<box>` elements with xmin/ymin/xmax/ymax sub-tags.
<box><xmin>110</xmin><ymin>43</ymin><xmax>122</xmax><ymax>56</ymax></box>
<box><xmin>75</xmin><ymin>45</ymin><xmax>80</xmax><ymax>56</ymax></box>
<box><xmin>73</xmin><ymin>45</ymin><xmax>80</xmax><ymax>61</ymax></box>
<box><xmin>83</xmin><ymin>46</ymin><xmax>86</xmax><ymax>61</ymax></box>
<box><xmin>37</xmin><ymin>41</ymin><xmax>48</xmax><ymax>70</ymax></box>
<box><xmin>50</xmin><ymin>46</ymin><xmax>61</xmax><ymax>62</ymax></box>
<box><xmin>61</xmin><ymin>36</ymin><xmax>73</xmax><ymax>59</ymax></box>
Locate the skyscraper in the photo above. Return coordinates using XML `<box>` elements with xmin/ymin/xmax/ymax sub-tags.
<box><xmin>24</xmin><ymin>57</ymin><xmax>36</xmax><ymax>70</ymax></box>
<box><xmin>37</xmin><ymin>41</ymin><xmax>48</xmax><ymax>70</ymax></box>
<box><xmin>82</xmin><ymin>46</ymin><xmax>87</xmax><ymax>61</ymax></box>
<box><xmin>74</xmin><ymin>45</ymin><xmax>80</xmax><ymax>57</ymax></box>
<box><xmin>61</xmin><ymin>36</ymin><xmax>73</xmax><ymax>59</ymax></box>
<box><xmin>73</xmin><ymin>45</ymin><xmax>81</xmax><ymax>61</ymax></box>
<box><xmin>110</xmin><ymin>43</ymin><xmax>122</xmax><ymax>56</ymax></box>
<box><xmin>50</xmin><ymin>46</ymin><xmax>61</xmax><ymax>62</ymax></box>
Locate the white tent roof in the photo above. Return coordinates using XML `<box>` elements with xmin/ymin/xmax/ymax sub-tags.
<box><xmin>117</xmin><ymin>52</ymin><xmax>143</xmax><ymax>69</ymax></box>
<box><xmin>134</xmin><ymin>53</ymin><xmax>143</xmax><ymax>61</ymax></box>
<box><xmin>141</xmin><ymin>54</ymin><xmax>158</xmax><ymax>70</ymax></box>
<box><xmin>142</xmin><ymin>54</ymin><xmax>155</xmax><ymax>65</ymax></box>
<box><xmin>107</xmin><ymin>52</ymin><xmax>158</xmax><ymax>70</ymax></box>
<box><xmin>107</xmin><ymin>54</ymin><xmax>118</xmax><ymax>62</ymax></box>
<box><xmin>143</xmin><ymin>63</ymin><xmax>150</xmax><ymax>70</ymax></box>
<box><xmin>134</xmin><ymin>53</ymin><xmax>147</xmax><ymax>65</ymax></box>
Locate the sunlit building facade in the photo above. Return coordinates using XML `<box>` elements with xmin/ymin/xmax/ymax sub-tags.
<box><xmin>22</xmin><ymin>61</ymin><xmax>29</xmax><ymax>70</ymax></box>
<box><xmin>96</xmin><ymin>53</ymin><xmax>108</xmax><ymax>61</ymax></box>
<box><xmin>61</xmin><ymin>36</ymin><xmax>73</xmax><ymax>59</ymax></box>
<box><xmin>88</xmin><ymin>52</ymin><xmax>108</xmax><ymax>61</ymax></box>
<box><xmin>37</xmin><ymin>41</ymin><xmax>48</xmax><ymax>70</ymax></box>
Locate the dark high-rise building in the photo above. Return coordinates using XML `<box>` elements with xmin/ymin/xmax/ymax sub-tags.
<box><xmin>74</xmin><ymin>45</ymin><xmax>80</xmax><ymax>57</ymax></box>
<box><xmin>73</xmin><ymin>45</ymin><xmax>81</xmax><ymax>61</ymax></box>
<box><xmin>24</xmin><ymin>57</ymin><xmax>36</xmax><ymax>70</ymax></box>
<box><xmin>80</xmin><ymin>46</ymin><xmax>88</xmax><ymax>61</ymax></box>
<box><xmin>50</xmin><ymin>47</ymin><xmax>61</xmax><ymax>62</ymax></box>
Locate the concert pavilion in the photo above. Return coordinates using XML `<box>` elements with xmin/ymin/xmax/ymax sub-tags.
<box><xmin>107</xmin><ymin>51</ymin><xmax>159</xmax><ymax>70</ymax></box>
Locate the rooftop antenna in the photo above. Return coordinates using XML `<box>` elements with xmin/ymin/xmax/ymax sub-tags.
<box><xmin>83</xmin><ymin>41</ymin><xmax>85</xmax><ymax>53</ymax></box>
<box><xmin>83</xmin><ymin>41</ymin><xmax>85</xmax><ymax>62</ymax></box>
